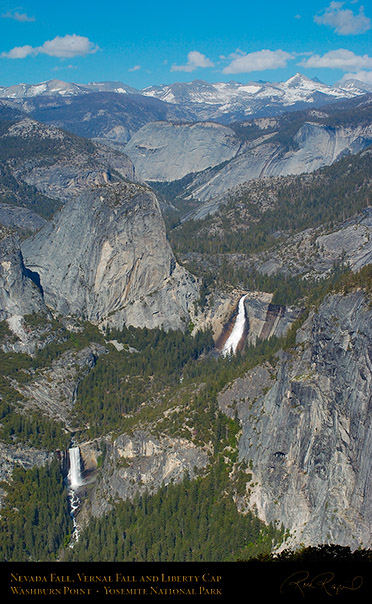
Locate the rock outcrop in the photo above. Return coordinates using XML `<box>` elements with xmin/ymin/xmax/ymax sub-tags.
<box><xmin>243</xmin><ymin>293</ymin><xmax>300</xmax><ymax>345</ymax></box>
<box><xmin>21</xmin><ymin>182</ymin><xmax>198</xmax><ymax>331</ymax></box>
<box><xmin>14</xmin><ymin>344</ymin><xmax>106</xmax><ymax>428</ymax></box>
<box><xmin>2</xmin><ymin>118</ymin><xmax>135</xmax><ymax>204</ymax></box>
<box><xmin>124</xmin><ymin>121</ymin><xmax>241</xmax><ymax>182</ymax></box>
<box><xmin>246</xmin><ymin>208</ymin><xmax>372</xmax><ymax>280</ymax></box>
<box><xmin>219</xmin><ymin>290</ymin><xmax>372</xmax><ymax>550</ymax></box>
<box><xmin>186</xmin><ymin>122</ymin><xmax>372</xmax><ymax>202</ymax></box>
<box><xmin>0</xmin><ymin>204</ymin><xmax>46</xmax><ymax>233</ymax></box>
<box><xmin>0</xmin><ymin>230</ymin><xmax>45</xmax><ymax>322</ymax></box>
<box><xmin>0</xmin><ymin>442</ymin><xmax>53</xmax><ymax>505</ymax></box>
<box><xmin>84</xmin><ymin>431</ymin><xmax>209</xmax><ymax>518</ymax></box>
<box><xmin>0</xmin><ymin>117</ymin><xmax>198</xmax><ymax>333</ymax></box>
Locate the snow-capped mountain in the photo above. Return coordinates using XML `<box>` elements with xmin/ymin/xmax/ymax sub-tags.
<box><xmin>333</xmin><ymin>78</ymin><xmax>372</xmax><ymax>95</ymax></box>
<box><xmin>0</xmin><ymin>79</ymin><xmax>139</xmax><ymax>99</ymax></box>
<box><xmin>0</xmin><ymin>73</ymin><xmax>370</xmax><ymax>136</ymax></box>
<box><xmin>84</xmin><ymin>81</ymin><xmax>139</xmax><ymax>95</ymax></box>
<box><xmin>0</xmin><ymin>79</ymin><xmax>88</xmax><ymax>98</ymax></box>
<box><xmin>0</xmin><ymin>73</ymin><xmax>365</xmax><ymax>107</ymax></box>
<box><xmin>142</xmin><ymin>73</ymin><xmax>364</xmax><ymax>122</ymax></box>
<box><xmin>143</xmin><ymin>73</ymin><xmax>347</xmax><ymax>105</ymax></box>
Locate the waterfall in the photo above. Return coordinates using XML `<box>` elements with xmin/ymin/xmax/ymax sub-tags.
<box><xmin>222</xmin><ymin>294</ymin><xmax>247</xmax><ymax>356</ymax></box>
<box><xmin>67</xmin><ymin>446</ymin><xmax>83</xmax><ymax>544</ymax></box>
<box><xmin>68</xmin><ymin>446</ymin><xmax>83</xmax><ymax>490</ymax></box>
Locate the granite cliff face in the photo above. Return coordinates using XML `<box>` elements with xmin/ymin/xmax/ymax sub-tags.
<box><xmin>0</xmin><ymin>205</ymin><xmax>46</xmax><ymax>233</ymax></box>
<box><xmin>21</xmin><ymin>181</ymin><xmax>198</xmax><ymax>331</ymax></box>
<box><xmin>0</xmin><ymin>116</ymin><xmax>198</xmax><ymax>332</ymax></box>
<box><xmin>124</xmin><ymin>121</ymin><xmax>241</xmax><ymax>182</ymax></box>
<box><xmin>252</xmin><ymin>208</ymin><xmax>372</xmax><ymax>279</ymax></box>
<box><xmin>14</xmin><ymin>344</ymin><xmax>106</xmax><ymax>428</ymax></box>
<box><xmin>219</xmin><ymin>290</ymin><xmax>372</xmax><ymax>550</ymax></box>
<box><xmin>0</xmin><ymin>442</ymin><xmax>53</xmax><ymax>506</ymax></box>
<box><xmin>0</xmin><ymin>230</ymin><xmax>45</xmax><ymax>322</ymax></box>
<box><xmin>183</xmin><ymin>121</ymin><xmax>372</xmax><ymax>203</ymax></box>
<box><xmin>243</xmin><ymin>293</ymin><xmax>300</xmax><ymax>346</ymax></box>
<box><xmin>1</xmin><ymin>118</ymin><xmax>134</xmax><ymax>204</ymax></box>
<box><xmin>122</xmin><ymin>109</ymin><xmax>372</xmax><ymax>209</ymax></box>
<box><xmin>81</xmin><ymin>431</ymin><xmax>209</xmax><ymax>520</ymax></box>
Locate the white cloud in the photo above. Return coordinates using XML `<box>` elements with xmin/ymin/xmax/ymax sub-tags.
<box><xmin>1</xmin><ymin>10</ymin><xmax>35</xmax><ymax>22</ymax></box>
<box><xmin>1</xmin><ymin>34</ymin><xmax>99</xmax><ymax>59</ymax></box>
<box><xmin>340</xmin><ymin>69</ymin><xmax>372</xmax><ymax>84</ymax></box>
<box><xmin>129</xmin><ymin>65</ymin><xmax>141</xmax><ymax>72</ymax></box>
<box><xmin>2</xmin><ymin>44</ymin><xmax>34</xmax><ymax>59</ymax></box>
<box><xmin>314</xmin><ymin>2</ymin><xmax>371</xmax><ymax>35</ymax></box>
<box><xmin>222</xmin><ymin>49</ymin><xmax>293</xmax><ymax>74</ymax></box>
<box><xmin>171</xmin><ymin>51</ymin><xmax>214</xmax><ymax>72</ymax></box>
<box><xmin>39</xmin><ymin>35</ymin><xmax>98</xmax><ymax>58</ymax></box>
<box><xmin>299</xmin><ymin>48</ymin><xmax>372</xmax><ymax>70</ymax></box>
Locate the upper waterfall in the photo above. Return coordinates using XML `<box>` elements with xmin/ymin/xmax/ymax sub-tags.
<box><xmin>222</xmin><ymin>294</ymin><xmax>247</xmax><ymax>356</ymax></box>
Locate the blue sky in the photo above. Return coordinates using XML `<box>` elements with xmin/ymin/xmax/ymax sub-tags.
<box><xmin>0</xmin><ymin>1</ymin><xmax>372</xmax><ymax>88</ymax></box>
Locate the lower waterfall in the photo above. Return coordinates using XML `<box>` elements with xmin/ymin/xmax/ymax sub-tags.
<box><xmin>67</xmin><ymin>446</ymin><xmax>83</xmax><ymax>544</ymax></box>
<box><xmin>68</xmin><ymin>446</ymin><xmax>83</xmax><ymax>490</ymax></box>
<box><xmin>222</xmin><ymin>294</ymin><xmax>247</xmax><ymax>356</ymax></box>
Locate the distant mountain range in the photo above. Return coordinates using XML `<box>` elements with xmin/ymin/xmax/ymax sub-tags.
<box><xmin>2</xmin><ymin>73</ymin><xmax>372</xmax><ymax>126</ymax></box>
<box><xmin>0</xmin><ymin>79</ymin><xmax>139</xmax><ymax>98</ymax></box>
<box><xmin>142</xmin><ymin>73</ymin><xmax>372</xmax><ymax>122</ymax></box>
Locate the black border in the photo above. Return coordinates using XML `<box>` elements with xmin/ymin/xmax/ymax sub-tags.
<box><xmin>1</xmin><ymin>560</ymin><xmax>371</xmax><ymax>603</ymax></box>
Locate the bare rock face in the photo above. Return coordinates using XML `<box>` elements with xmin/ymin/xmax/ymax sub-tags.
<box><xmin>87</xmin><ymin>431</ymin><xmax>209</xmax><ymax>518</ymax></box>
<box><xmin>0</xmin><ymin>442</ymin><xmax>53</xmax><ymax>483</ymax></box>
<box><xmin>0</xmin><ymin>231</ymin><xmax>45</xmax><ymax>321</ymax></box>
<box><xmin>246</xmin><ymin>208</ymin><xmax>372</xmax><ymax>281</ymax></box>
<box><xmin>0</xmin><ymin>442</ymin><xmax>53</xmax><ymax>505</ymax></box>
<box><xmin>243</xmin><ymin>292</ymin><xmax>300</xmax><ymax>345</ymax></box>
<box><xmin>123</xmin><ymin>119</ymin><xmax>372</xmax><ymax>204</ymax></box>
<box><xmin>21</xmin><ymin>182</ymin><xmax>198</xmax><ymax>331</ymax></box>
<box><xmin>124</xmin><ymin>121</ymin><xmax>241</xmax><ymax>182</ymax></box>
<box><xmin>188</xmin><ymin>123</ymin><xmax>372</xmax><ymax>202</ymax></box>
<box><xmin>219</xmin><ymin>291</ymin><xmax>372</xmax><ymax>550</ymax></box>
<box><xmin>0</xmin><ymin>204</ymin><xmax>46</xmax><ymax>232</ymax></box>
<box><xmin>1</xmin><ymin>118</ymin><xmax>135</xmax><ymax>204</ymax></box>
<box><xmin>15</xmin><ymin>344</ymin><xmax>106</xmax><ymax>429</ymax></box>
<box><xmin>316</xmin><ymin>210</ymin><xmax>372</xmax><ymax>273</ymax></box>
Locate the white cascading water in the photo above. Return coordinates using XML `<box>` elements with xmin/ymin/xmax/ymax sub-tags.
<box><xmin>222</xmin><ymin>294</ymin><xmax>247</xmax><ymax>356</ymax></box>
<box><xmin>67</xmin><ymin>446</ymin><xmax>83</xmax><ymax>544</ymax></box>
<box><xmin>68</xmin><ymin>446</ymin><xmax>83</xmax><ymax>490</ymax></box>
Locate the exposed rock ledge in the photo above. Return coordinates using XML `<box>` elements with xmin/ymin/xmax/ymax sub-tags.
<box><xmin>14</xmin><ymin>344</ymin><xmax>106</xmax><ymax>428</ymax></box>
<box><xmin>82</xmin><ymin>430</ymin><xmax>209</xmax><ymax>520</ymax></box>
<box><xmin>0</xmin><ymin>442</ymin><xmax>53</xmax><ymax>506</ymax></box>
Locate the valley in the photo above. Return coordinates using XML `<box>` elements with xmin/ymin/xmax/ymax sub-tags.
<box><xmin>1</xmin><ymin>75</ymin><xmax>372</xmax><ymax>563</ymax></box>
